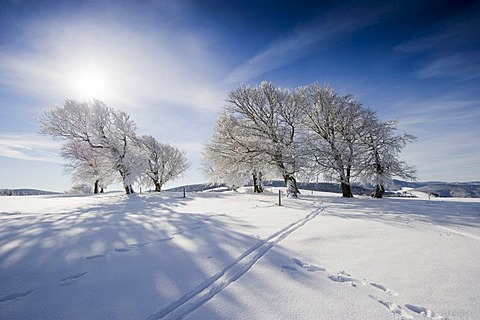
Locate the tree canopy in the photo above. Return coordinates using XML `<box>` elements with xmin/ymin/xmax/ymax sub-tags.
<box><xmin>39</xmin><ymin>99</ymin><xmax>189</xmax><ymax>194</ymax></box>
<box><xmin>204</xmin><ymin>82</ymin><xmax>416</xmax><ymax>198</ymax></box>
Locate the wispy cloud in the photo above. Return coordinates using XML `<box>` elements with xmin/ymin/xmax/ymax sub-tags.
<box><xmin>0</xmin><ymin>133</ymin><xmax>62</xmax><ymax>163</ymax></box>
<box><xmin>390</xmin><ymin>98</ymin><xmax>480</xmax><ymax>181</ymax></box>
<box><xmin>393</xmin><ymin>99</ymin><xmax>480</xmax><ymax>127</ymax></box>
<box><xmin>417</xmin><ymin>51</ymin><xmax>480</xmax><ymax>80</ymax></box>
<box><xmin>226</xmin><ymin>3</ymin><xmax>394</xmax><ymax>83</ymax></box>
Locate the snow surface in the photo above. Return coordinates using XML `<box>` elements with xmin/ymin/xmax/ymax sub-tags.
<box><xmin>1</xmin><ymin>189</ymin><xmax>479</xmax><ymax>319</ymax></box>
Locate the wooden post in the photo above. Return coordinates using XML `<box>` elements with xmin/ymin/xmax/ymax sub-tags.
<box><xmin>278</xmin><ymin>190</ymin><xmax>282</xmax><ymax>206</ymax></box>
<box><xmin>183</xmin><ymin>187</ymin><xmax>186</xmax><ymax>198</ymax></box>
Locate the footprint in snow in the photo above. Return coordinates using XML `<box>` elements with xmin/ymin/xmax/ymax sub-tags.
<box><xmin>60</xmin><ymin>271</ymin><xmax>88</xmax><ymax>285</ymax></box>
<box><xmin>292</xmin><ymin>258</ymin><xmax>326</xmax><ymax>272</ymax></box>
<box><xmin>328</xmin><ymin>274</ymin><xmax>355</xmax><ymax>282</ymax></box>
<box><xmin>370</xmin><ymin>282</ymin><xmax>399</xmax><ymax>296</ymax></box>
<box><xmin>0</xmin><ymin>290</ymin><xmax>34</xmax><ymax>303</ymax></box>
<box><xmin>86</xmin><ymin>254</ymin><xmax>106</xmax><ymax>260</ymax></box>
<box><xmin>281</xmin><ymin>265</ymin><xmax>298</xmax><ymax>272</ymax></box>
<box><xmin>328</xmin><ymin>271</ymin><xmax>357</xmax><ymax>286</ymax></box>
<box><xmin>156</xmin><ymin>237</ymin><xmax>174</xmax><ymax>242</ymax></box>
<box><xmin>405</xmin><ymin>304</ymin><xmax>447</xmax><ymax>320</ymax></box>
<box><xmin>129</xmin><ymin>242</ymin><xmax>150</xmax><ymax>248</ymax></box>
<box><xmin>369</xmin><ymin>295</ymin><xmax>413</xmax><ymax>320</ymax></box>
<box><xmin>332</xmin><ymin>273</ymin><xmax>351</xmax><ymax>281</ymax></box>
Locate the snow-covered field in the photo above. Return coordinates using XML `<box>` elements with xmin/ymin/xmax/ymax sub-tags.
<box><xmin>1</xmin><ymin>189</ymin><xmax>479</xmax><ymax>320</ymax></box>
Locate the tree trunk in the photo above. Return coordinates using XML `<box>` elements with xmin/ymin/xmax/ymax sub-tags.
<box><xmin>258</xmin><ymin>171</ymin><xmax>264</xmax><ymax>193</ymax></box>
<box><xmin>372</xmin><ymin>184</ymin><xmax>385</xmax><ymax>198</ymax></box>
<box><xmin>125</xmin><ymin>185</ymin><xmax>134</xmax><ymax>194</ymax></box>
<box><xmin>284</xmin><ymin>174</ymin><xmax>299</xmax><ymax>198</ymax></box>
<box><xmin>154</xmin><ymin>181</ymin><xmax>162</xmax><ymax>192</ymax></box>
<box><xmin>94</xmin><ymin>180</ymin><xmax>100</xmax><ymax>194</ymax></box>
<box><xmin>253</xmin><ymin>171</ymin><xmax>264</xmax><ymax>193</ymax></box>
<box><xmin>253</xmin><ymin>172</ymin><xmax>259</xmax><ymax>193</ymax></box>
<box><xmin>340</xmin><ymin>182</ymin><xmax>354</xmax><ymax>198</ymax></box>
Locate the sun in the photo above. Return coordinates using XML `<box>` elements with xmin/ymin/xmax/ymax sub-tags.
<box><xmin>68</xmin><ymin>63</ymin><xmax>110</xmax><ymax>100</ymax></box>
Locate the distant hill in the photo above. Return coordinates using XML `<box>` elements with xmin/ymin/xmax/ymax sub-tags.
<box><xmin>166</xmin><ymin>180</ymin><xmax>480</xmax><ymax>198</ymax></box>
<box><xmin>165</xmin><ymin>183</ymin><xmax>227</xmax><ymax>193</ymax></box>
<box><xmin>0</xmin><ymin>189</ymin><xmax>60</xmax><ymax>196</ymax></box>
<box><xmin>413</xmin><ymin>183</ymin><xmax>480</xmax><ymax>198</ymax></box>
<box><xmin>166</xmin><ymin>181</ymin><xmax>371</xmax><ymax>196</ymax></box>
<box><xmin>6</xmin><ymin>180</ymin><xmax>478</xmax><ymax>198</ymax></box>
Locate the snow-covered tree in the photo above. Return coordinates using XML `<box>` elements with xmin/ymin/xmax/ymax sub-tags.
<box><xmin>105</xmin><ymin>109</ymin><xmax>145</xmax><ymax>194</ymax></box>
<box><xmin>359</xmin><ymin>119</ymin><xmax>417</xmax><ymax>198</ymax></box>
<box><xmin>39</xmin><ymin>99</ymin><xmax>144</xmax><ymax>194</ymax></box>
<box><xmin>203</xmin><ymin>114</ymin><xmax>271</xmax><ymax>192</ymax></box>
<box><xmin>69</xmin><ymin>184</ymin><xmax>93</xmax><ymax>194</ymax></box>
<box><xmin>220</xmin><ymin>82</ymin><xmax>305</xmax><ymax>197</ymax></box>
<box><xmin>62</xmin><ymin>140</ymin><xmax>115</xmax><ymax>193</ymax></box>
<box><xmin>139</xmin><ymin>135</ymin><xmax>189</xmax><ymax>192</ymax></box>
<box><xmin>301</xmin><ymin>84</ymin><xmax>374</xmax><ymax>198</ymax></box>
<box><xmin>205</xmin><ymin>82</ymin><xmax>417</xmax><ymax>198</ymax></box>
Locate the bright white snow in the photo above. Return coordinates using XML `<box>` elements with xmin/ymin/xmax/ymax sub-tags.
<box><xmin>1</xmin><ymin>190</ymin><xmax>479</xmax><ymax>319</ymax></box>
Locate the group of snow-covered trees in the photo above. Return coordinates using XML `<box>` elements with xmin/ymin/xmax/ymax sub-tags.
<box><xmin>204</xmin><ymin>82</ymin><xmax>416</xmax><ymax>198</ymax></box>
<box><xmin>39</xmin><ymin>100</ymin><xmax>189</xmax><ymax>194</ymax></box>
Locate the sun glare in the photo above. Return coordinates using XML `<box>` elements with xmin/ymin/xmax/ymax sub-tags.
<box><xmin>68</xmin><ymin>64</ymin><xmax>110</xmax><ymax>100</ymax></box>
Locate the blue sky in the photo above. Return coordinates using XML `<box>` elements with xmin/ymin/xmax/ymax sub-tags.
<box><xmin>0</xmin><ymin>0</ymin><xmax>479</xmax><ymax>192</ymax></box>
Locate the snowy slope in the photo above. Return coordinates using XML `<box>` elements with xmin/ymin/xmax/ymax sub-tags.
<box><xmin>1</xmin><ymin>191</ymin><xmax>479</xmax><ymax>319</ymax></box>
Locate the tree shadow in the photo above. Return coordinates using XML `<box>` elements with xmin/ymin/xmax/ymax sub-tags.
<box><xmin>0</xmin><ymin>191</ymin><xmax>316</xmax><ymax>319</ymax></box>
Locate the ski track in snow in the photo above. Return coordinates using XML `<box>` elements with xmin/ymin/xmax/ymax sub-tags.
<box><xmin>0</xmin><ymin>200</ymin><xmax>462</xmax><ymax>319</ymax></box>
<box><xmin>146</xmin><ymin>204</ymin><xmax>325</xmax><ymax>320</ymax></box>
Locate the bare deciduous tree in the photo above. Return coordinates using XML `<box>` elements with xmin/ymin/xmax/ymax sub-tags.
<box><xmin>203</xmin><ymin>114</ymin><xmax>270</xmax><ymax>192</ymax></box>
<box><xmin>62</xmin><ymin>140</ymin><xmax>115</xmax><ymax>193</ymax></box>
<box><xmin>359</xmin><ymin>119</ymin><xmax>417</xmax><ymax>198</ymax></box>
<box><xmin>222</xmin><ymin>82</ymin><xmax>305</xmax><ymax>197</ymax></box>
<box><xmin>40</xmin><ymin>100</ymin><xmax>144</xmax><ymax>194</ymax></box>
<box><xmin>302</xmin><ymin>84</ymin><xmax>373</xmax><ymax>197</ymax></box>
<box><xmin>139</xmin><ymin>135</ymin><xmax>189</xmax><ymax>192</ymax></box>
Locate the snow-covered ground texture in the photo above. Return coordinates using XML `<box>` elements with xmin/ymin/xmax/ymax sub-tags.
<box><xmin>1</xmin><ymin>189</ymin><xmax>479</xmax><ymax>320</ymax></box>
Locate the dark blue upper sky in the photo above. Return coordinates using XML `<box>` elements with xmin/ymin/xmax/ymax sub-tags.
<box><xmin>0</xmin><ymin>0</ymin><xmax>479</xmax><ymax>190</ymax></box>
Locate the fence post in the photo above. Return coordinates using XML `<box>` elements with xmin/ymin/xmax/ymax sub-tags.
<box><xmin>183</xmin><ymin>187</ymin><xmax>186</xmax><ymax>198</ymax></box>
<box><xmin>278</xmin><ymin>190</ymin><xmax>282</xmax><ymax>206</ymax></box>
